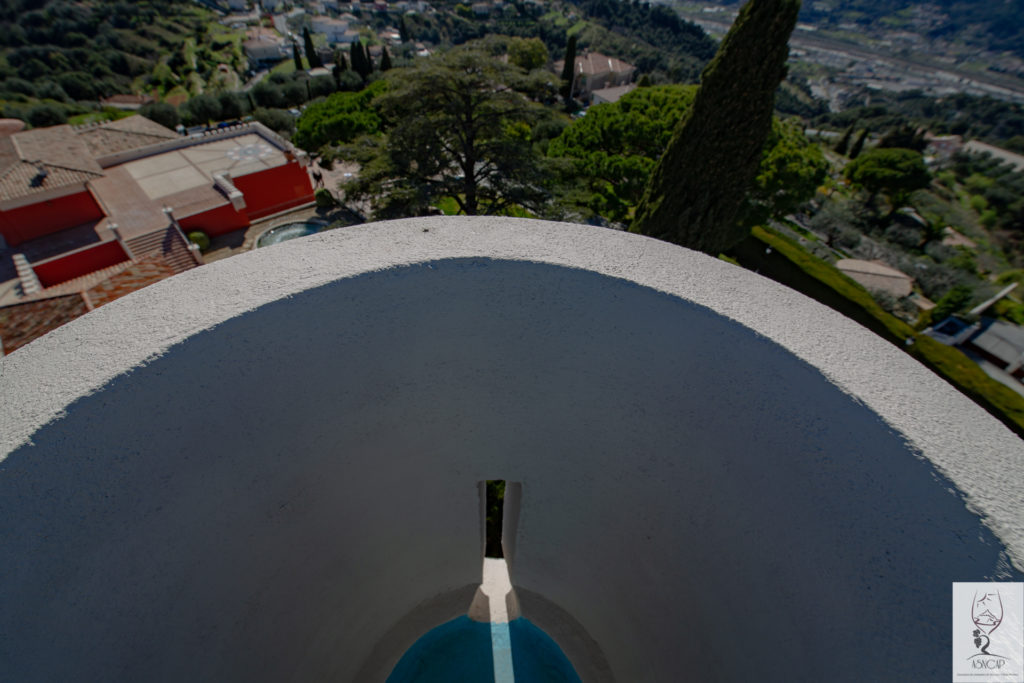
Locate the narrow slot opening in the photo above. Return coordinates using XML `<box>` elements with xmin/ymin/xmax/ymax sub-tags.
<box><xmin>485</xmin><ymin>480</ymin><xmax>505</xmax><ymax>558</ymax></box>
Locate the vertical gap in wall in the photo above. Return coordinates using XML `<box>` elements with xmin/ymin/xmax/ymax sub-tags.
<box><xmin>501</xmin><ymin>482</ymin><xmax>522</xmax><ymax>570</ymax></box>
<box><xmin>481</xmin><ymin>480</ymin><xmax>518</xmax><ymax>683</ymax></box>
<box><xmin>485</xmin><ymin>480</ymin><xmax>505</xmax><ymax>558</ymax></box>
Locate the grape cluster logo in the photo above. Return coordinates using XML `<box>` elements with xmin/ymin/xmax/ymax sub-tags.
<box><xmin>953</xmin><ymin>583</ymin><xmax>1024</xmax><ymax>682</ymax></box>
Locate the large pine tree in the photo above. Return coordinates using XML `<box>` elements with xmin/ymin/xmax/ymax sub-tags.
<box><xmin>631</xmin><ymin>0</ymin><xmax>801</xmax><ymax>255</ymax></box>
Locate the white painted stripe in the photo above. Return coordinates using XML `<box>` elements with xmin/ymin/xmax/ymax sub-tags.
<box><xmin>491</xmin><ymin>621</ymin><xmax>515</xmax><ymax>683</ymax></box>
<box><xmin>482</xmin><ymin>558</ymin><xmax>515</xmax><ymax>682</ymax></box>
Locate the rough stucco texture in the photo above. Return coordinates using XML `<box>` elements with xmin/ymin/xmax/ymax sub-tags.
<box><xmin>1</xmin><ymin>217</ymin><xmax>1022</xmax><ymax>682</ymax></box>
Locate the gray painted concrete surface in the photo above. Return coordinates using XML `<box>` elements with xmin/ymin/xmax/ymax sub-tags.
<box><xmin>1</xmin><ymin>217</ymin><xmax>1022</xmax><ymax>681</ymax></box>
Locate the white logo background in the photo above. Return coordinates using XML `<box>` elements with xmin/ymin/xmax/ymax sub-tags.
<box><xmin>953</xmin><ymin>582</ymin><xmax>1024</xmax><ymax>682</ymax></box>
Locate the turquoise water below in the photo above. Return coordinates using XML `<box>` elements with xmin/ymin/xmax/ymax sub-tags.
<box><xmin>255</xmin><ymin>222</ymin><xmax>323</xmax><ymax>248</ymax></box>
<box><xmin>386</xmin><ymin>616</ymin><xmax>581</xmax><ymax>683</ymax></box>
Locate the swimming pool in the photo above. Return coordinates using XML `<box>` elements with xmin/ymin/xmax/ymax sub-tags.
<box><xmin>255</xmin><ymin>221</ymin><xmax>325</xmax><ymax>248</ymax></box>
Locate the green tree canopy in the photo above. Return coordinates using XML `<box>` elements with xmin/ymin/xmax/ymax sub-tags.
<box><xmin>549</xmin><ymin>85</ymin><xmax>696</xmax><ymax>223</ymax></box>
<box><xmin>507</xmin><ymin>37</ymin><xmax>548</xmax><ymax>71</ymax></box>
<box><xmin>139</xmin><ymin>101</ymin><xmax>179</xmax><ymax>130</ymax></box>
<box><xmin>293</xmin><ymin>80</ymin><xmax>386</xmax><ymax>152</ymax></box>
<box><xmin>740</xmin><ymin>117</ymin><xmax>829</xmax><ymax>228</ymax></box>
<box><xmin>632</xmin><ymin>0</ymin><xmax>802</xmax><ymax>254</ymax></box>
<box><xmin>550</xmin><ymin>85</ymin><xmax>826</xmax><ymax>225</ymax></box>
<box><xmin>844</xmin><ymin>147</ymin><xmax>931</xmax><ymax>207</ymax></box>
<box><xmin>180</xmin><ymin>93</ymin><xmax>220</xmax><ymax>126</ymax></box>
<box><xmin>849</xmin><ymin>128</ymin><xmax>869</xmax><ymax>159</ymax></box>
<box><xmin>343</xmin><ymin>43</ymin><xmax>555</xmax><ymax>218</ymax></box>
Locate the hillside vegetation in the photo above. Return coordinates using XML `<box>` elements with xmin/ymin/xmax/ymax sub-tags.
<box><xmin>0</xmin><ymin>0</ymin><xmax>245</xmax><ymax>125</ymax></box>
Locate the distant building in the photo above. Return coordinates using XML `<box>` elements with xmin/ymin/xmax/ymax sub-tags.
<box><xmin>962</xmin><ymin>318</ymin><xmax>1024</xmax><ymax>379</ymax></box>
<box><xmin>311</xmin><ymin>16</ymin><xmax>351</xmax><ymax>43</ymax></box>
<box><xmin>99</xmin><ymin>94</ymin><xmax>157</xmax><ymax>110</ymax></box>
<box><xmin>925</xmin><ymin>134</ymin><xmax>962</xmax><ymax>163</ymax></box>
<box><xmin>591</xmin><ymin>84</ymin><xmax>636</xmax><ymax>105</ymax></box>
<box><xmin>379</xmin><ymin>27</ymin><xmax>402</xmax><ymax>45</ymax></box>
<box><xmin>941</xmin><ymin>226</ymin><xmax>977</xmax><ymax>249</ymax></box>
<box><xmin>227</xmin><ymin>0</ymin><xmax>249</xmax><ymax>10</ymax></box>
<box><xmin>928</xmin><ymin>315</ymin><xmax>1024</xmax><ymax>383</ymax></box>
<box><xmin>835</xmin><ymin>259</ymin><xmax>914</xmax><ymax>298</ymax></box>
<box><xmin>244</xmin><ymin>36</ymin><xmax>286</xmax><ymax>63</ymax></box>
<box><xmin>553</xmin><ymin>52</ymin><xmax>636</xmax><ymax>97</ymax></box>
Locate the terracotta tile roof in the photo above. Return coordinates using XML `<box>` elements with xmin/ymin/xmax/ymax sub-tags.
<box><xmin>836</xmin><ymin>259</ymin><xmax>914</xmax><ymax>298</ymax></box>
<box><xmin>0</xmin><ymin>256</ymin><xmax>182</xmax><ymax>354</ymax></box>
<box><xmin>0</xmin><ymin>159</ymin><xmax>102</xmax><ymax>202</ymax></box>
<box><xmin>553</xmin><ymin>52</ymin><xmax>636</xmax><ymax>78</ymax></box>
<box><xmin>0</xmin><ymin>292</ymin><xmax>89</xmax><ymax>354</ymax></box>
<box><xmin>85</xmin><ymin>257</ymin><xmax>178</xmax><ymax>307</ymax></box>
<box><xmin>0</xmin><ymin>125</ymin><xmax>103</xmax><ymax>202</ymax></box>
<box><xmin>99</xmin><ymin>94</ymin><xmax>156</xmax><ymax>107</ymax></box>
<box><xmin>74</xmin><ymin>116</ymin><xmax>179</xmax><ymax>159</ymax></box>
<box><xmin>10</xmin><ymin>125</ymin><xmax>101</xmax><ymax>173</ymax></box>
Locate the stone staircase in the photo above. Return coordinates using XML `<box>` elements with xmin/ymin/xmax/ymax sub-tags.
<box><xmin>12</xmin><ymin>253</ymin><xmax>42</xmax><ymax>296</ymax></box>
<box><xmin>28</xmin><ymin>261</ymin><xmax>132</xmax><ymax>299</ymax></box>
<box><xmin>125</xmin><ymin>227</ymin><xmax>202</xmax><ymax>275</ymax></box>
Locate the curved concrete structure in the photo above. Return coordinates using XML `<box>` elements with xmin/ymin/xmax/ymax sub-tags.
<box><xmin>1</xmin><ymin>217</ymin><xmax>1022</xmax><ymax>682</ymax></box>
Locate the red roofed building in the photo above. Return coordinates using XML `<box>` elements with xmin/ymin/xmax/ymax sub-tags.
<box><xmin>0</xmin><ymin>116</ymin><xmax>316</xmax><ymax>353</ymax></box>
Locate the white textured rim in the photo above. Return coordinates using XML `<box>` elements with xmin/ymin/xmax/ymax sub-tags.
<box><xmin>2</xmin><ymin>216</ymin><xmax>1022</xmax><ymax>570</ymax></box>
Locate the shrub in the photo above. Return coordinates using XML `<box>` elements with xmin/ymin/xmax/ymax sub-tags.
<box><xmin>932</xmin><ymin>284</ymin><xmax>974</xmax><ymax>322</ymax></box>
<box><xmin>315</xmin><ymin>188</ymin><xmax>336</xmax><ymax>208</ymax></box>
<box><xmin>139</xmin><ymin>101</ymin><xmax>180</xmax><ymax>130</ymax></box>
<box><xmin>253</xmin><ymin>107</ymin><xmax>295</xmax><ymax>135</ymax></box>
<box><xmin>27</xmin><ymin>103</ymin><xmax>67</xmax><ymax>127</ymax></box>
<box><xmin>186</xmin><ymin>230</ymin><xmax>210</xmax><ymax>251</ymax></box>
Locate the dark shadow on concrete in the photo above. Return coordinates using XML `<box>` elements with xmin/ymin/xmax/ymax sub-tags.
<box><xmin>0</xmin><ymin>259</ymin><xmax>1020</xmax><ymax>682</ymax></box>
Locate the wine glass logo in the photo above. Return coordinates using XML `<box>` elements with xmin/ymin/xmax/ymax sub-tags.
<box><xmin>971</xmin><ymin>590</ymin><xmax>1004</xmax><ymax>656</ymax></box>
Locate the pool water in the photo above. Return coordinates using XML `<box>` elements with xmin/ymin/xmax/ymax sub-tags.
<box><xmin>255</xmin><ymin>222</ymin><xmax>324</xmax><ymax>248</ymax></box>
<box><xmin>386</xmin><ymin>616</ymin><xmax>581</xmax><ymax>683</ymax></box>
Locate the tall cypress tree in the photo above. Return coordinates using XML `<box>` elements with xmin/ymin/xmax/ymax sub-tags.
<box><xmin>292</xmin><ymin>42</ymin><xmax>303</xmax><ymax>72</ymax></box>
<box><xmin>849</xmin><ymin>128</ymin><xmax>869</xmax><ymax>159</ymax></box>
<box><xmin>632</xmin><ymin>0</ymin><xmax>801</xmax><ymax>255</ymax></box>
<box><xmin>362</xmin><ymin>43</ymin><xmax>373</xmax><ymax>75</ymax></box>
<box><xmin>332</xmin><ymin>49</ymin><xmax>347</xmax><ymax>88</ymax></box>
<box><xmin>380</xmin><ymin>45</ymin><xmax>392</xmax><ymax>72</ymax></box>
<box><xmin>559</xmin><ymin>34</ymin><xmax>577</xmax><ymax>110</ymax></box>
<box><xmin>303</xmin><ymin>28</ymin><xmax>323</xmax><ymax>68</ymax></box>
<box><xmin>351</xmin><ymin>40</ymin><xmax>370</xmax><ymax>81</ymax></box>
<box><xmin>835</xmin><ymin>124</ymin><xmax>854</xmax><ymax>155</ymax></box>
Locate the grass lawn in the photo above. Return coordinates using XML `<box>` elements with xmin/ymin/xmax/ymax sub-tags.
<box><xmin>271</xmin><ymin>58</ymin><xmax>307</xmax><ymax>76</ymax></box>
<box><xmin>68</xmin><ymin>109</ymin><xmax>138</xmax><ymax>126</ymax></box>
<box><xmin>435</xmin><ymin>196</ymin><xmax>461</xmax><ymax>215</ymax></box>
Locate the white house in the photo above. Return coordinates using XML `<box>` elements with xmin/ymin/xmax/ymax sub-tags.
<box><xmin>312</xmin><ymin>16</ymin><xmax>358</xmax><ymax>44</ymax></box>
<box><xmin>243</xmin><ymin>37</ymin><xmax>286</xmax><ymax>63</ymax></box>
